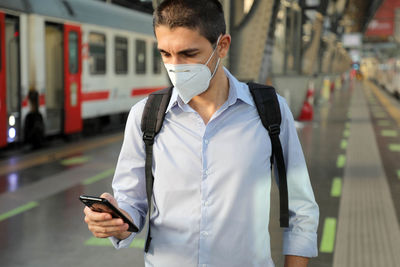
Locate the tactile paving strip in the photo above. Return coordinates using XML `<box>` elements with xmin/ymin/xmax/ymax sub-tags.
<box><xmin>333</xmin><ymin>83</ymin><xmax>400</xmax><ymax>266</ymax></box>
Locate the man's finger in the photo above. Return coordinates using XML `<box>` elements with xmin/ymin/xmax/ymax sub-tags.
<box><xmin>89</xmin><ymin>223</ymin><xmax>129</xmax><ymax>236</ymax></box>
<box><xmin>100</xmin><ymin>192</ymin><xmax>118</xmax><ymax>207</ymax></box>
<box><xmin>100</xmin><ymin>192</ymin><xmax>113</xmax><ymax>201</ymax></box>
<box><xmin>95</xmin><ymin>218</ymin><xmax>125</xmax><ymax>227</ymax></box>
<box><xmin>84</xmin><ymin>206</ymin><xmax>112</xmax><ymax>221</ymax></box>
<box><xmin>93</xmin><ymin>232</ymin><xmax>110</xmax><ymax>238</ymax></box>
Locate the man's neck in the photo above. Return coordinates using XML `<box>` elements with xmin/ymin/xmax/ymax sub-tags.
<box><xmin>188</xmin><ymin>67</ymin><xmax>230</xmax><ymax>124</ymax></box>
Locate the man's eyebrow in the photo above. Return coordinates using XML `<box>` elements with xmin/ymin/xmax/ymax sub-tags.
<box><xmin>178</xmin><ymin>48</ymin><xmax>199</xmax><ymax>54</ymax></box>
<box><xmin>158</xmin><ymin>48</ymin><xmax>200</xmax><ymax>54</ymax></box>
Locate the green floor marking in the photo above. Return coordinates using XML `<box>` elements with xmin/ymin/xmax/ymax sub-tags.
<box><xmin>378</xmin><ymin>120</ymin><xmax>391</xmax><ymax>127</ymax></box>
<box><xmin>85</xmin><ymin>237</ymin><xmax>113</xmax><ymax>246</ymax></box>
<box><xmin>337</xmin><ymin>155</ymin><xmax>346</xmax><ymax>168</ymax></box>
<box><xmin>397</xmin><ymin>170</ymin><xmax>400</xmax><ymax>180</ymax></box>
<box><xmin>340</xmin><ymin>139</ymin><xmax>348</xmax><ymax>150</ymax></box>
<box><xmin>373</xmin><ymin>112</ymin><xmax>386</xmax><ymax>119</ymax></box>
<box><xmin>381</xmin><ymin>130</ymin><xmax>398</xmax><ymax>137</ymax></box>
<box><xmin>82</xmin><ymin>168</ymin><xmax>115</xmax><ymax>185</ymax></box>
<box><xmin>345</xmin><ymin>122</ymin><xmax>351</xmax><ymax>129</ymax></box>
<box><xmin>0</xmin><ymin>201</ymin><xmax>39</xmax><ymax>222</ymax></box>
<box><xmin>60</xmin><ymin>156</ymin><xmax>91</xmax><ymax>166</ymax></box>
<box><xmin>389</xmin><ymin>144</ymin><xmax>400</xmax><ymax>152</ymax></box>
<box><xmin>331</xmin><ymin>178</ymin><xmax>342</xmax><ymax>197</ymax></box>
<box><xmin>85</xmin><ymin>237</ymin><xmax>145</xmax><ymax>249</ymax></box>
<box><xmin>343</xmin><ymin>129</ymin><xmax>350</xmax><ymax>138</ymax></box>
<box><xmin>130</xmin><ymin>238</ymin><xmax>145</xmax><ymax>249</ymax></box>
<box><xmin>320</xmin><ymin>217</ymin><xmax>337</xmax><ymax>253</ymax></box>
<box><xmin>371</xmin><ymin>109</ymin><xmax>383</xmax><ymax>114</ymax></box>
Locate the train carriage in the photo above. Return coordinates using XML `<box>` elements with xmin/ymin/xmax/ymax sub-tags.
<box><xmin>362</xmin><ymin>56</ymin><xmax>400</xmax><ymax>100</ymax></box>
<box><xmin>0</xmin><ymin>0</ymin><xmax>169</xmax><ymax>148</ymax></box>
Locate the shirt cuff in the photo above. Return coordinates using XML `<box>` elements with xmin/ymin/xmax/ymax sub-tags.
<box><xmin>109</xmin><ymin>232</ymin><xmax>136</xmax><ymax>249</ymax></box>
<box><xmin>109</xmin><ymin>202</ymin><xmax>143</xmax><ymax>249</ymax></box>
<box><xmin>283</xmin><ymin>231</ymin><xmax>318</xmax><ymax>258</ymax></box>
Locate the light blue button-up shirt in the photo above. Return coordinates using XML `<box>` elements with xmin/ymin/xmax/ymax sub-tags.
<box><xmin>110</xmin><ymin>68</ymin><xmax>319</xmax><ymax>266</ymax></box>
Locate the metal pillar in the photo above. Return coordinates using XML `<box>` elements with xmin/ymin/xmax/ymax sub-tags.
<box><xmin>229</xmin><ymin>0</ymin><xmax>276</xmax><ymax>82</ymax></box>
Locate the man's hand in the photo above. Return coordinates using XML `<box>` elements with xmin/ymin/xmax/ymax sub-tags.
<box><xmin>284</xmin><ymin>255</ymin><xmax>309</xmax><ymax>267</ymax></box>
<box><xmin>83</xmin><ymin>192</ymin><xmax>132</xmax><ymax>240</ymax></box>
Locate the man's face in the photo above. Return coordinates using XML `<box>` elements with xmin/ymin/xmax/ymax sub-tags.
<box><xmin>155</xmin><ymin>25</ymin><xmax>218</xmax><ymax>67</ymax></box>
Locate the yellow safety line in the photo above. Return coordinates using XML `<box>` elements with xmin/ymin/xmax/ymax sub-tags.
<box><xmin>366</xmin><ymin>80</ymin><xmax>400</xmax><ymax>127</ymax></box>
<box><xmin>0</xmin><ymin>133</ymin><xmax>123</xmax><ymax>176</ymax></box>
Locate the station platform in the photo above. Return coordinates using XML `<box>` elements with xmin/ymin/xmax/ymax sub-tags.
<box><xmin>0</xmin><ymin>79</ymin><xmax>399</xmax><ymax>267</ymax></box>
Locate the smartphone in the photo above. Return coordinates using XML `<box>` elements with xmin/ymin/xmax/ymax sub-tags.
<box><xmin>79</xmin><ymin>195</ymin><xmax>139</xmax><ymax>232</ymax></box>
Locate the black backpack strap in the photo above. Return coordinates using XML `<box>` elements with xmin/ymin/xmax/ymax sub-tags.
<box><xmin>248</xmin><ymin>82</ymin><xmax>289</xmax><ymax>228</ymax></box>
<box><xmin>140</xmin><ymin>87</ymin><xmax>173</xmax><ymax>252</ymax></box>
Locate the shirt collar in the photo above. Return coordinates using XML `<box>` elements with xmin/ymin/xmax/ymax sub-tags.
<box><xmin>166</xmin><ymin>87</ymin><xmax>179</xmax><ymax>112</ymax></box>
<box><xmin>224</xmin><ymin>67</ymin><xmax>255</xmax><ymax>107</ymax></box>
<box><xmin>165</xmin><ymin>67</ymin><xmax>255</xmax><ymax>113</ymax></box>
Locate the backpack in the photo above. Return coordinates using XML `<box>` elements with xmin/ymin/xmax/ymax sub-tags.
<box><xmin>140</xmin><ymin>82</ymin><xmax>288</xmax><ymax>252</ymax></box>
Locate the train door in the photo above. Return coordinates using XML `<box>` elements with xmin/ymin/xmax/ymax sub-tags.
<box><xmin>0</xmin><ymin>14</ymin><xmax>21</xmax><ymax>146</ymax></box>
<box><xmin>45</xmin><ymin>23</ymin><xmax>64</xmax><ymax>135</ymax></box>
<box><xmin>45</xmin><ymin>23</ymin><xmax>82</xmax><ymax>136</ymax></box>
<box><xmin>63</xmin><ymin>24</ymin><xmax>82</xmax><ymax>134</ymax></box>
<box><xmin>0</xmin><ymin>12</ymin><xmax>6</xmax><ymax>147</ymax></box>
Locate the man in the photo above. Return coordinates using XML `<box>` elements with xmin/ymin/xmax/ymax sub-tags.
<box><xmin>83</xmin><ymin>0</ymin><xmax>319</xmax><ymax>266</ymax></box>
<box><xmin>24</xmin><ymin>89</ymin><xmax>45</xmax><ymax>149</ymax></box>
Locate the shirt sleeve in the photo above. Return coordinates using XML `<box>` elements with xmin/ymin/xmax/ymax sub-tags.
<box><xmin>276</xmin><ymin>96</ymin><xmax>319</xmax><ymax>258</ymax></box>
<box><xmin>108</xmin><ymin>99</ymin><xmax>149</xmax><ymax>249</ymax></box>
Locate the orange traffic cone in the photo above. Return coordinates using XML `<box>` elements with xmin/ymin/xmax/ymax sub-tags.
<box><xmin>298</xmin><ymin>81</ymin><xmax>314</xmax><ymax>121</ymax></box>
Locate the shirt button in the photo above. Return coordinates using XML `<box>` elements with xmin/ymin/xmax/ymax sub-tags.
<box><xmin>203</xmin><ymin>200</ymin><xmax>210</xmax><ymax>206</ymax></box>
<box><xmin>204</xmin><ymin>139</ymin><xmax>209</xmax><ymax>145</ymax></box>
<box><xmin>205</xmin><ymin>170</ymin><xmax>210</xmax><ymax>175</ymax></box>
<box><xmin>201</xmin><ymin>231</ymin><xmax>208</xmax><ymax>237</ymax></box>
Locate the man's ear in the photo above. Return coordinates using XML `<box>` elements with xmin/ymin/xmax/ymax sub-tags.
<box><xmin>218</xmin><ymin>34</ymin><xmax>231</xmax><ymax>59</ymax></box>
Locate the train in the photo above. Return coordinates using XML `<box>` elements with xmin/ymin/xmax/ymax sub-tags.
<box><xmin>0</xmin><ymin>0</ymin><xmax>169</xmax><ymax>148</ymax></box>
<box><xmin>361</xmin><ymin>56</ymin><xmax>400</xmax><ymax>100</ymax></box>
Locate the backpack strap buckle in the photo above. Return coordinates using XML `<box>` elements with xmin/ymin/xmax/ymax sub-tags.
<box><xmin>143</xmin><ymin>132</ymin><xmax>155</xmax><ymax>145</ymax></box>
<box><xmin>267</xmin><ymin>124</ymin><xmax>280</xmax><ymax>136</ymax></box>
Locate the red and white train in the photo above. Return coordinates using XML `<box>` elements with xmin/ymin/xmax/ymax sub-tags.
<box><xmin>0</xmin><ymin>0</ymin><xmax>169</xmax><ymax>148</ymax></box>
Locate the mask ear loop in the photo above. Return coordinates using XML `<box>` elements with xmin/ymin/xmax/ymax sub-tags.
<box><xmin>205</xmin><ymin>35</ymin><xmax>222</xmax><ymax>66</ymax></box>
<box><xmin>210</xmin><ymin>58</ymin><xmax>221</xmax><ymax>79</ymax></box>
<box><xmin>206</xmin><ymin>35</ymin><xmax>222</xmax><ymax>79</ymax></box>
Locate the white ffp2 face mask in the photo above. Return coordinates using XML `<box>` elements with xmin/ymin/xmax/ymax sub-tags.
<box><xmin>164</xmin><ymin>36</ymin><xmax>221</xmax><ymax>104</ymax></box>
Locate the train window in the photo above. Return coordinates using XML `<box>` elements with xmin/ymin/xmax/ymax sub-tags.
<box><xmin>115</xmin><ymin>37</ymin><xmax>128</xmax><ymax>74</ymax></box>
<box><xmin>89</xmin><ymin>32</ymin><xmax>106</xmax><ymax>75</ymax></box>
<box><xmin>153</xmin><ymin>42</ymin><xmax>162</xmax><ymax>74</ymax></box>
<box><xmin>68</xmin><ymin>31</ymin><xmax>78</xmax><ymax>74</ymax></box>
<box><xmin>135</xmin><ymin>39</ymin><xmax>146</xmax><ymax>74</ymax></box>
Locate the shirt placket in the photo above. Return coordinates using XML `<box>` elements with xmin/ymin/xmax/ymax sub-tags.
<box><xmin>197</xmin><ymin>114</ymin><xmax>212</xmax><ymax>267</ymax></box>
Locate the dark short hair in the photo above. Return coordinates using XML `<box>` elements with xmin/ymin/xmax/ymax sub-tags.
<box><xmin>28</xmin><ymin>90</ymin><xmax>39</xmax><ymax>107</ymax></box>
<box><xmin>153</xmin><ymin>0</ymin><xmax>226</xmax><ymax>45</ymax></box>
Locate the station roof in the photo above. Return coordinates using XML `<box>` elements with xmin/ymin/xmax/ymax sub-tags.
<box><xmin>0</xmin><ymin>0</ymin><xmax>154</xmax><ymax>35</ymax></box>
<box><xmin>341</xmin><ymin>0</ymin><xmax>383</xmax><ymax>33</ymax></box>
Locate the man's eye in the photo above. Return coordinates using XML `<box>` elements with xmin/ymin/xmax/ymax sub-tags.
<box><xmin>184</xmin><ymin>53</ymin><xmax>197</xmax><ymax>57</ymax></box>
